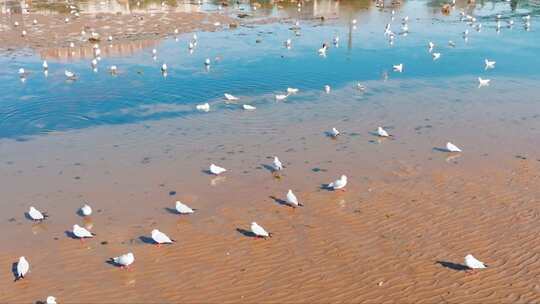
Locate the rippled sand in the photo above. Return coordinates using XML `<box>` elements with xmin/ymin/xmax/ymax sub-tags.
<box><xmin>1</xmin><ymin>80</ymin><xmax>540</xmax><ymax>302</ymax></box>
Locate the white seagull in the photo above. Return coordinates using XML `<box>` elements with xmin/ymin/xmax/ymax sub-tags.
<box><xmin>275</xmin><ymin>94</ymin><xmax>288</xmax><ymax>101</ymax></box>
<box><xmin>209</xmin><ymin>163</ymin><xmax>227</xmax><ymax>175</ymax></box>
<box><xmin>65</xmin><ymin>70</ymin><xmax>76</xmax><ymax>80</ymax></box>
<box><xmin>286</xmin><ymin>189</ymin><xmax>302</xmax><ymax>207</ymax></box>
<box><xmin>175</xmin><ymin>201</ymin><xmax>195</xmax><ymax>214</ymax></box>
<box><xmin>28</xmin><ymin>206</ymin><xmax>47</xmax><ymax>221</ymax></box>
<box><xmin>432</xmin><ymin>52</ymin><xmax>441</xmax><ymax>60</ymax></box>
<box><xmin>242</xmin><ymin>104</ymin><xmax>256</xmax><ymax>110</ymax></box>
<box><xmin>446</xmin><ymin>142</ymin><xmax>462</xmax><ymax>152</ymax></box>
<box><xmin>18</xmin><ymin>68</ymin><xmax>26</xmax><ymax>77</ymax></box>
<box><xmin>273</xmin><ymin>156</ymin><xmax>283</xmax><ymax>171</ymax></box>
<box><xmin>110</xmin><ymin>65</ymin><xmax>118</xmax><ymax>74</ymax></box>
<box><xmin>161</xmin><ymin>63</ymin><xmax>168</xmax><ymax>72</ymax></box>
<box><xmin>324</xmin><ymin>85</ymin><xmax>331</xmax><ymax>93</ymax></box>
<box><xmin>196</xmin><ymin>103</ymin><xmax>210</xmax><ymax>112</ymax></box>
<box><xmin>42</xmin><ymin>60</ymin><xmax>48</xmax><ymax>70</ymax></box>
<box><xmin>287</xmin><ymin>87</ymin><xmax>299</xmax><ymax>94</ymax></box>
<box><xmin>465</xmin><ymin>254</ymin><xmax>488</xmax><ymax>271</ymax></box>
<box><xmin>224</xmin><ymin>93</ymin><xmax>239</xmax><ymax>101</ymax></box>
<box><xmin>251</xmin><ymin>222</ymin><xmax>271</xmax><ymax>238</ymax></box>
<box><xmin>478</xmin><ymin>77</ymin><xmax>490</xmax><ymax>87</ymax></box>
<box><xmin>377</xmin><ymin>126</ymin><xmax>390</xmax><ymax>137</ymax></box>
<box><xmin>328</xmin><ymin>175</ymin><xmax>348</xmax><ymax>191</ymax></box>
<box><xmin>484</xmin><ymin>59</ymin><xmax>496</xmax><ymax>69</ymax></box>
<box><xmin>72</xmin><ymin>224</ymin><xmax>95</xmax><ymax>239</ymax></box>
<box><xmin>151</xmin><ymin>229</ymin><xmax>175</xmax><ymax>245</ymax></box>
<box><xmin>393</xmin><ymin>64</ymin><xmax>403</xmax><ymax>72</ymax></box>
<box><xmin>110</xmin><ymin>252</ymin><xmax>135</xmax><ymax>269</ymax></box>
<box><xmin>204</xmin><ymin>58</ymin><xmax>211</xmax><ymax>66</ymax></box>
<box><xmin>428</xmin><ymin>41</ymin><xmax>435</xmax><ymax>51</ymax></box>
<box><xmin>330</xmin><ymin>127</ymin><xmax>340</xmax><ymax>137</ymax></box>
<box><xmin>16</xmin><ymin>256</ymin><xmax>29</xmax><ymax>281</ymax></box>
<box><xmin>80</xmin><ymin>204</ymin><xmax>92</xmax><ymax>216</ymax></box>
<box><xmin>46</xmin><ymin>296</ymin><xmax>57</xmax><ymax>304</ymax></box>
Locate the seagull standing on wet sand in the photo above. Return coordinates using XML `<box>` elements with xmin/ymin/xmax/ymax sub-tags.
<box><xmin>15</xmin><ymin>256</ymin><xmax>29</xmax><ymax>281</ymax></box>
<box><xmin>72</xmin><ymin>224</ymin><xmax>95</xmax><ymax>240</ymax></box>
<box><xmin>465</xmin><ymin>254</ymin><xmax>488</xmax><ymax>273</ymax></box>
<box><xmin>286</xmin><ymin>190</ymin><xmax>302</xmax><ymax>207</ymax></box>
<box><xmin>224</xmin><ymin>93</ymin><xmax>239</xmax><ymax>101</ymax></box>
<box><xmin>110</xmin><ymin>252</ymin><xmax>134</xmax><ymax>269</ymax></box>
<box><xmin>446</xmin><ymin>142</ymin><xmax>462</xmax><ymax>152</ymax></box>
<box><xmin>328</xmin><ymin>175</ymin><xmax>348</xmax><ymax>191</ymax></box>
<box><xmin>377</xmin><ymin>126</ymin><xmax>390</xmax><ymax>137</ymax></box>
<box><xmin>251</xmin><ymin>222</ymin><xmax>271</xmax><ymax>238</ymax></box>
<box><xmin>273</xmin><ymin>156</ymin><xmax>283</xmax><ymax>171</ymax></box>
<box><xmin>80</xmin><ymin>204</ymin><xmax>92</xmax><ymax>216</ymax></box>
<box><xmin>330</xmin><ymin>127</ymin><xmax>340</xmax><ymax>137</ymax></box>
<box><xmin>196</xmin><ymin>103</ymin><xmax>210</xmax><ymax>112</ymax></box>
<box><xmin>175</xmin><ymin>201</ymin><xmax>195</xmax><ymax>214</ymax></box>
<box><xmin>209</xmin><ymin>163</ymin><xmax>227</xmax><ymax>175</ymax></box>
<box><xmin>28</xmin><ymin>206</ymin><xmax>47</xmax><ymax>221</ymax></box>
<box><xmin>151</xmin><ymin>229</ymin><xmax>175</xmax><ymax>245</ymax></box>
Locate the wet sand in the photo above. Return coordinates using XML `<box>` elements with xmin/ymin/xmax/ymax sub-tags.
<box><xmin>1</xmin><ymin>80</ymin><xmax>540</xmax><ymax>302</ymax></box>
<box><xmin>0</xmin><ymin>10</ymin><xmax>237</xmax><ymax>51</ymax></box>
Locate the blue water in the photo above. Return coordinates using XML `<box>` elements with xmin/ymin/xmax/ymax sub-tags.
<box><xmin>1</xmin><ymin>0</ymin><xmax>539</xmax><ymax>139</ymax></box>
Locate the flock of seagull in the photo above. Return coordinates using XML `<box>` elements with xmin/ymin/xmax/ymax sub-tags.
<box><xmin>8</xmin><ymin>2</ymin><xmax>535</xmax><ymax>302</ymax></box>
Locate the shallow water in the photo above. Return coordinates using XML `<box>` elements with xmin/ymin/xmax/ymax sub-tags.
<box><xmin>1</xmin><ymin>0</ymin><xmax>539</xmax><ymax>139</ymax></box>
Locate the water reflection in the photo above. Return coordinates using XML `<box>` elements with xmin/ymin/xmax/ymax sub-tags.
<box><xmin>39</xmin><ymin>39</ymin><xmax>158</xmax><ymax>61</ymax></box>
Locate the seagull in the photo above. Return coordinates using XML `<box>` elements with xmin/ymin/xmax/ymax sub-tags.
<box><xmin>286</xmin><ymin>189</ymin><xmax>302</xmax><ymax>207</ymax></box>
<box><xmin>432</xmin><ymin>52</ymin><xmax>441</xmax><ymax>60</ymax></box>
<box><xmin>465</xmin><ymin>254</ymin><xmax>488</xmax><ymax>272</ymax></box>
<box><xmin>152</xmin><ymin>49</ymin><xmax>157</xmax><ymax>56</ymax></box>
<box><xmin>161</xmin><ymin>63</ymin><xmax>167</xmax><ymax>72</ymax></box>
<box><xmin>428</xmin><ymin>41</ymin><xmax>435</xmax><ymax>51</ymax></box>
<box><xmin>46</xmin><ymin>296</ymin><xmax>57</xmax><ymax>304</ymax></box>
<box><xmin>272</xmin><ymin>156</ymin><xmax>283</xmax><ymax>171</ymax></box>
<box><xmin>21</xmin><ymin>30</ymin><xmax>27</xmax><ymax>37</ymax></box>
<box><xmin>242</xmin><ymin>104</ymin><xmax>256</xmax><ymax>110</ymax></box>
<box><xmin>196</xmin><ymin>103</ymin><xmax>210</xmax><ymax>112</ymax></box>
<box><xmin>275</xmin><ymin>94</ymin><xmax>288</xmax><ymax>101</ymax></box>
<box><xmin>333</xmin><ymin>35</ymin><xmax>340</xmax><ymax>45</ymax></box>
<box><xmin>72</xmin><ymin>224</ymin><xmax>95</xmax><ymax>239</ymax></box>
<box><xmin>330</xmin><ymin>127</ymin><xmax>340</xmax><ymax>137</ymax></box>
<box><xmin>204</xmin><ymin>58</ymin><xmax>211</xmax><ymax>66</ymax></box>
<box><xmin>42</xmin><ymin>60</ymin><xmax>48</xmax><ymax>70</ymax></box>
<box><xmin>324</xmin><ymin>85</ymin><xmax>331</xmax><ymax>93</ymax></box>
<box><xmin>188</xmin><ymin>41</ymin><xmax>195</xmax><ymax>50</ymax></box>
<box><xmin>251</xmin><ymin>222</ymin><xmax>271</xmax><ymax>238</ymax></box>
<box><xmin>175</xmin><ymin>201</ymin><xmax>194</xmax><ymax>214</ymax></box>
<box><xmin>151</xmin><ymin>229</ymin><xmax>175</xmax><ymax>245</ymax></box>
<box><xmin>110</xmin><ymin>65</ymin><xmax>118</xmax><ymax>74</ymax></box>
<box><xmin>393</xmin><ymin>64</ymin><xmax>403</xmax><ymax>72</ymax></box>
<box><xmin>523</xmin><ymin>15</ymin><xmax>531</xmax><ymax>22</ymax></box>
<box><xmin>318</xmin><ymin>43</ymin><xmax>328</xmax><ymax>56</ymax></box>
<box><xmin>356</xmin><ymin>83</ymin><xmax>367</xmax><ymax>91</ymax></box>
<box><xmin>28</xmin><ymin>206</ymin><xmax>47</xmax><ymax>221</ymax></box>
<box><xmin>484</xmin><ymin>59</ymin><xmax>496</xmax><ymax>69</ymax></box>
<box><xmin>209</xmin><ymin>163</ymin><xmax>227</xmax><ymax>175</ymax></box>
<box><xmin>224</xmin><ymin>93</ymin><xmax>239</xmax><ymax>101</ymax></box>
<box><xmin>80</xmin><ymin>204</ymin><xmax>92</xmax><ymax>216</ymax></box>
<box><xmin>15</xmin><ymin>256</ymin><xmax>29</xmax><ymax>281</ymax></box>
<box><xmin>285</xmin><ymin>38</ymin><xmax>292</xmax><ymax>48</ymax></box>
<box><xmin>18</xmin><ymin>68</ymin><xmax>26</xmax><ymax>77</ymax></box>
<box><xmin>328</xmin><ymin>175</ymin><xmax>348</xmax><ymax>191</ymax></box>
<box><xmin>463</xmin><ymin>29</ymin><xmax>469</xmax><ymax>37</ymax></box>
<box><xmin>446</xmin><ymin>142</ymin><xmax>462</xmax><ymax>152</ymax></box>
<box><xmin>478</xmin><ymin>77</ymin><xmax>490</xmax><ymax>87</ymax></box>
<box><xmin>65</xmin><ymin>70</ymin><xmax>76</xmax><ymax>80</ymax></box>
<box><xmin>110</xmin><ymin>252</ymin><xmax>135</xmax><ymax>269</ymax></box>
<box><xmin>287</xmin><ymin>87</ymin><xmax>299</xmax><ymax>94</ymax></box>
<box><xmin>377</xmin><ymin>126</ymin><xmax>390</xmax><ymax>137</ymax></box>
<box><xmin>108</xmin><ymin>35</ymin><xmax>113</xmax><ymax>42</ymax></box>
<box><xmin>448</xmin><ymin>40</ymin><xmax>456</xmax><ymax>47</ymax></box>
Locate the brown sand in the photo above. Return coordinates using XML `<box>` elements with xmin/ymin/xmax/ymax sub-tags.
<box><xmin>0</xmin><ymin>80</ymin><xmax>540</xmax><ymax>302</ymax></box>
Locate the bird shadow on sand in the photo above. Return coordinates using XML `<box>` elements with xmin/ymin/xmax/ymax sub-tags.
<box><xmin>269</xmin><ymin>196</ymin><xmax>293</xmax><ymax>207</ymax></box>
<box><xmin>105</xmin><ymin>259</ymin><xmax>120</xmax><ymax>268</ymax></box>
<box><xmin>324</xmin><ymin>131</ymin><xmax>340</xmax><ymax>138</ymax></box>
<box><xmin>261</xmin><ymin>164</ymin><xmax>276</xmax><ymax>173</ymax></box>
<box><xmin>319</xmin><ymin>184</ymin><xmax>334</xmax><ymax>191</ymax></box>
<box><xmin>433</xmin><ymin>147</ymin><xmax>451</xmax><ymax>153</ymax></box>
<box><xmin>236</xmin><ymin>228</ymin><xmax>257</xmax><ymax>238</ymax></box>
<box><xmin>11</xmin><ymin>262</ymin><xmax>19</xmax><ymax>282</ymax></box>
<box><xmin>164</xmin><ymin>207</ymin><xmax>179</xmax><ymax>215</ymax></box>
<box><xmin>436</xmin><ymin>261</ymin><xmax>469</xmax><ymax>271</ymax></box>
<box><xmin>64</xmin><ymin>230</ymin><xmax>78</xmax><ymax>239</ymax></box>
<box><xmin>202</xmin><ymin>169</ymin><xmax>215</xmax><ymax>175</ymax></box>
<box><xmin>139</xmin><ymin>236</ymin><xmax>155</xmax><ymax>245</ymax></box>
